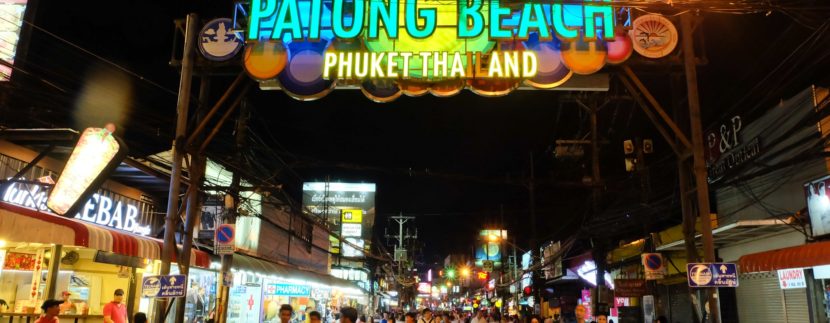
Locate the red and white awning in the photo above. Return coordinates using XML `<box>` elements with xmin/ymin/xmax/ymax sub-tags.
<box><xmin>0</xmin><ymin>202</ymin><xmax>210</xmax><ymax>268</ymax></box>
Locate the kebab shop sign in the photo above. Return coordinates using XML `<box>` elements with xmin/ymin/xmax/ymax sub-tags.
<box><xmin>2</xmin><ymin>179</ymin><xmax>151</xmax><ymax>236</ymax></box>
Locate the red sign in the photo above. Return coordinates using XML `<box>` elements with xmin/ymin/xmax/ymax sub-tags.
<box><xmin>614</xmin><ymin>279</ymin><xmax>647</xmax><ymax>297</ymax></box>
<box><xmin>477</xmin><ymin>272</ymin><xmax>489</xmax><ymax>281</ymax></box>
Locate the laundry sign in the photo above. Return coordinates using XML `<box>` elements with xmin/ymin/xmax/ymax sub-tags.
<box><xmin>777</xmin><ymin>268</ymin><xmax>807</xmax><ymax>289</ymax></box>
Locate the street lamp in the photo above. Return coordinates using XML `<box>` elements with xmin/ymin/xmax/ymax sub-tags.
<box><xmin>460</xmin><ymin>267</ymin><xmax>471</xmax><ymax>277</ymax></box>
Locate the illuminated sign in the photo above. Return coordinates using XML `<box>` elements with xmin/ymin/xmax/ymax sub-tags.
<box><xmin>2</xmin><ymin>181</ymin><xmax>151</xmax><ymax>236</ymax></box>
<box><xmin>417</xmin><ymin>282</ymin><xmax>431</xmax><ymax>294</ymax></box>
<box><xmin>341</xmin><ymin>209</ymin><xmax>363</xmax><ymax>223</ymax></box>
<box><xmin>341</xmin><ymin>223</ymin><xmax>362</xmax><ymax>237</ymax></box>
<box><xmin>265</xmin><ymin>283</ymin><xmax>312</xmax><ymax>296</ymax></box>
<box><xmin>243</xmin><ymin>0</ymin><xmax>633</xmax><ymax>101</ymax></box>
<box><xmin>0</xmin><ymin>0</ymin><xmax>28</xmax><ymax>81</ymax></box>
<box><xmin>48</xmin><ymin>126</ymin><xmax>127</xmax><ymax>216</ymax></box>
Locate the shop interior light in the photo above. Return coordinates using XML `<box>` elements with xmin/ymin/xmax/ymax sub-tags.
<box><xmin>0</xmin><ymin>240</ymin><xmax>6</xmax><ymax>248</ymax></box>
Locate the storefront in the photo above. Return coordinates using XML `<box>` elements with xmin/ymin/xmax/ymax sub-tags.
<box><xmin>736</xmin><ymin>240</ymin><xmax>830</xmax><ymax>323</ymax></box>
<box><xmin>0</xmin><ymin>202</ymin><xmax>211</xmax><ymax>322</ymax></box>
<box><xmin>226</xmin><ymin>254</ymin><xmax>368</xmax><ymax>323</ymax></box>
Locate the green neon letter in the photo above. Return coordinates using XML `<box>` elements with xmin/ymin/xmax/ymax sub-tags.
<box><xmin>333</xmin><ymin>0</ymin><xmax>365</xmax><ymax>38</ymax></box>
<box><xmin>584</xmin><ymin>4</ymin><xmax>615</xmax><ymax>40</ymax></box>
<box><xmin>369</xmin><ymin>0</ymin><xmax>399</xmax><ymax>38</ymax></box>
<box><xmin>458</xmin><ymin>0</ymin><xmax>484</xmax><ymax>38</ymax></box>
<box><xmin>272</xmin><ymin>0</ymin><xmax>302</xmax><ymax>40</ymax></box>
<box><xmin>406</xmin><ymin>0</ymin><xmax>436</xmax><ymax>39</ymax></box>
<box><xmin>518</xmin><ymin>3</ymin><xmax>550</xmax><ymax>39</ymax></box>
<box><xmin>309</xmin><ymin>0</ymin><xmax>323</xmax><ymax>39</ymax></box>
<box><xmin>488</xmin><ymin>0</ymin><xmax>511</xmax><ymax>39</ymax></box>
<box><xmin>248</xmin><ymin>0</ymin><xmax>277</xmax><ymax>40</ymax></box>
<box><xmin>552</xmin><ymin>4</ymin><xmax>578</xmax><ymax>39</ymax></box>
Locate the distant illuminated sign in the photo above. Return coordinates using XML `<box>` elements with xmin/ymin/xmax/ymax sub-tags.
<box><xmin>417</xmin><ymin>282</ymin><xmax>431</xmax><ymax>294</ymax></box>
<box><xmin>342</xmin><ymin>237</ymin><xmax>365</xmax><ymax>257</ymax></box>
<box><xmin>265</xmin><ymin>283</ymin><xmax>312</xmax><ymax>296</ymax></box>
<box><xmin>48</xmin><ymin>127</ymin><xmax>126</xmax><ymax>217</ymax></box>
<box><xmin>341</xmin><ymin>209</ymin><xmax>363</xmax><ymax>223</ymax></box>
<box><xmin>341</xmin><ymin>223</ymin><xmax>362</xmax><ymax>237</ymax></box>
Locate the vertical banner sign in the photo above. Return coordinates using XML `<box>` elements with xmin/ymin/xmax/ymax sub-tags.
<box><xmin>30</xmin><ymin>249</ymin><xmax>44</xmax><ymax>301</ymax></box>
<box><xmin>215</xmin><ymin>224</ymin><xmax>236</xmax><ymax>255</ymax></box>
<box><xmin>777</xmin><ymin>268</ymin><xmax>807</xmax><ymax>289</ymax></box>
<box><xmin>642</xmin><ymin>253</ymin><xmax>665</xmax><ymax>280</ymax></box>
<box><xmin>47</xmin><ymin>126</ymin><xmax>127</xmax><ymax>216</ymax></box>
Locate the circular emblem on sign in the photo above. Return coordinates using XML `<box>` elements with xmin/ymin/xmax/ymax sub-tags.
<box><xmin>630</xmin><ymin>15</ymin><xmax>678</xmax><ymax>59</ymax></box>
<box><xmin>198</xmin><ymin>18</ymin><xmax>243</xmax><ymax>61</ymax></box>
<box><xmin>689</xmin><ymin>264</ymin><xmax>713</xmax><ymax>286</ymax></box>
<box><xmin>142</xmin><ymin>277</ymin><xmax>161</xmax><ymax>297</ymax></box>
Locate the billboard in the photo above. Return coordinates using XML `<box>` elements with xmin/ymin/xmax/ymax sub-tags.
<box><xmin>475</xmin><ymin>229</ymin><xmax>507</xmax><ymax>267</ymax></box>
<box><xmin>805</xmin><ymin>175</ymin><xmax>830</xmax><ymax>238</ymax></box>
<box><xmin>302</xmin><ymin>182</ymin><xmax>376</xmax><ymax>254</ymax></box>
<box><xmin>0</xmin><ymin>0</ymin><xmax>28</xmax><ymax>81</ymax></box>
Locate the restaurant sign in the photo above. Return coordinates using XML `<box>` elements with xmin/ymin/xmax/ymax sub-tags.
<box><xmin>243</xmin><ymin>0</ymin><xmax>638</xmax><ymax>101</ymax></box>
<box><xmin>2</xmin><ymin>180</ymin><xmax>151</xmax><ymax>236</ymax></box>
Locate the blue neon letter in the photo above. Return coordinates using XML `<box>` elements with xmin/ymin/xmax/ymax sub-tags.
<box><xmin>333</xmin><ymin>0</ymin><xmax>365</xmax><ymax>38</ymax></box>
<box><xmin>248</xmin><ymin>0</ymin><xmax>277</xmax><ymax>40</ymax></box>
<box><xmin>406</xmin><ymin>0</ymin><xmax>436</xmax><ymax>39</ymax></box>
<box><xmin>458</xmin><ymin>0</ymin><xmax>484</xmax><ymax>38</ymax></box>
<box><xmin>272</xmin><ymin>0</ymin><xmax>302</xmax><ymax>40</ymax></box>
<box><xmin>552</xmin><ymin>4</ymin><xmax>578</xmax><ymax>39</ymax></box>
<box><xmin>369</xmin><ymin>0</ymin><xmax>399</xmax><ymax>38</ymax></box>
<box><xmin>488</xmin><ymin>0</ymin><xmax>511</xmax><ymax>39</ymax></box>
<box><xmin>309</xmin><ymin>0</ymin><xmax>323</xmax><ymax>39</ymax></box>
<box><xmin>518</xmin><ymin>3</ymin><xmax>550</xmax><ymax>39</ymax></box>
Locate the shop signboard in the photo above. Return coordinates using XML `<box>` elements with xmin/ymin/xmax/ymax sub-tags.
<box><xmin>777</xmin><ymin>268</ymin><xmax>807</xmax><ymax>289</ymax></box>
<box><xmin>341</xmin><ymin>223</ymin><xmax>362</xmax><ymax>237</ymax></box>
<box><xmin>2</xmin><ymin>181</ymin><xmax>152</xmax><ymax>235</ymax></box>
<box><xmin>417</xmin><ymin>282</ymin><xmax>431</xmax><ymax>295</ymax></box>
<box><xmin>613</xmin><ymin>279</ymin><xmax>646</xmax><ymax>297</ymax></box>
<box><xmin>642</xmin><ymin>295</ymin><xmax>655</xmax><ymax>323</ymax></box>
<box><xmin>687</xmin><ymin>263</ymin><xmax>738</xmax><ymax>287</ymax></box>
<box><xmin>805</xmin><ymin>175</ymin><xmax>830</xmax><ymax>238</ymax></box>
<box><xmin>265</xmin><ymin>283</ymin><xmax>311</xmax><ymax>296</ymax></box>
<box><xmin>642</xmin><ymin>253</ymin><xmax>665</xmax><ymax>280</ymax></box>
<box><xmin>229</xmin><ymin>284</ymin><xmax>262</xmax><ymax>323</ymax></box>
<box><xmin>215</xmin><ymin>224</ymin><xmax>236</xmax><ymax>255</ymax></box>
<box><xmin>141</xmin><ymin>274</ymin><xmax>187</xmax><ymax>298</ymax></box>
<box><xmin>542</xmin><ymin>241</ymin><xmax>563</xmax><ymax>279</ymax></box>
<box><xmin>483</xmin><ymin>260</ymin><xmax>494</xmax><ymax>273</ymax></box>
<box><xmin>342</xmin><ymin>237</ymin><xmax>365</xmax><ymax>257</ymax></box>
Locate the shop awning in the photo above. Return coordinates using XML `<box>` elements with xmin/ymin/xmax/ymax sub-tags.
<box><xmin>232</xmin><ymin>253</ymin><xmax>364</xmax><ymax>292</ymax></box>
<box><xmin>656</xmin><ymin>219</ymin><xmax>795</xmax><ymax>251</ymax></box>
<box><xmin>0</xmin><ymin>202</ymin><xmax>210</xmax><ymax>268</ymax></box>
<box><xmin>738</xmin><ymin>240</ymin><xmax>830</xmax><ymax>273</ymax></box>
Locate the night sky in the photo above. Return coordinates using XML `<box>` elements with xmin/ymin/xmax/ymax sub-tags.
<box><xmin>3</xmin><ymin>0</ymin><xmax>829</xmax><ymax>260</ymax></box>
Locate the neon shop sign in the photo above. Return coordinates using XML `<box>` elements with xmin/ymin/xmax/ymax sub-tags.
<box><xmin>247</xmin><ymin>0</ymin><xmax>618</xmax><ymax>80</ymax></box>
<box><xmin>2</xmin><ymin>181</ymin><xmax>151</xmax><ymax>236</ymax></box>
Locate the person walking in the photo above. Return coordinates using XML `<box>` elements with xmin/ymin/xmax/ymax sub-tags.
<box><xmin>103</xmin><ymin>289</ymin><xmax>127</xmax><ymax>323</ymax></box>
<box><xmin>419</xmin><ymin>308</ymin><xmax>436</xmax><ymax>323</ymax></box>
<box><xmin>341</xmin><ymin>307</ymin><xmax>360</xmax><ymax>323</ymax></box>
<box><xmin>310</xmin><ymin>311</ymin><xmax>323</xmax><ymax>323</ymax></box>
<box><xmin>470</xmin><ymin>310</ymin><xmax>486</xmax><ymax>323</ymax></box>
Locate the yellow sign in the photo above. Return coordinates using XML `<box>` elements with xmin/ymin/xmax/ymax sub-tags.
<box><xmin>341</xmin><ymin>209</ymin><xmax>363</xmax><ymax>223</ymax></box>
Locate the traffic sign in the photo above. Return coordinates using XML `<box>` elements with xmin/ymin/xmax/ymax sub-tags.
<box><xmin>687</xmin><ymin>263</ymin><xmax>739</xmax><ymax>287</ymax></box>
<box><xmin>215</xmin><ymin>224</ymin><xmax>235</xmax><ymax>255</ymax></box>
<box><xmin>642</xmin><ymin>253</ymin><xmax>665</xmax><ymax>280</ymax></box>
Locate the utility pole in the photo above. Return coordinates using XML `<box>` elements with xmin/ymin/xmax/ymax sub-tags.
<box><xmin>589</xmin><ymin>101</ymin><xmax>608</xmax><ymax>315</ymax></box>
<box><xmin>216</xmin><ymin>98</ymin><xmax>250</xmax><ymax>323</ymax></box>
<box><xmin>682</xmin><ymin>12</ymin><xmax>720</xmax><ymax>323</ymax></box>
<box><xmin>529</xmin><ymin>153</ymin><xmax>537</xmax><ymax>253</ymax></box>
<box><xmin>386</xmin><ymin>214</ymin><xmax>417</xmax><ymax>307</ymax></box>
<box><xmin>158</xmin><ymin>12</ymin><xmax>198</xmax><ymax>323</ymax></box>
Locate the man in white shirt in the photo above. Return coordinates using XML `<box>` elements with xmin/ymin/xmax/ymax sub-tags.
<box><xmin>419</xmin><ymin>308</ymin><xmax>435</xmax><ymax>323</ymax></box>
<box><xmin>470</xmin><ymin>310</ymin><xmax>486</xmax><ymax>323</ymax></box>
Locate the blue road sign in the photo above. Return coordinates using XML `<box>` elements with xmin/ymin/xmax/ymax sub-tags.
<box><xmin>687</xmin><ymin>263</ymin><xmax>739</xmax><ymax>287</ymax></box>
<box><xmin>142</xmin><ymin>274</ymin><xmax>187</xmax><ymax>298</ymax></box>
<box><xmin>217</xmin><ymin>224</ymin><xmax>234</xmax><ymax>244</ymax></box>
<box><xmin>644</xmin><ymin>254</ymin><xmax>663</xmax><ymax>270</ymax></box>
